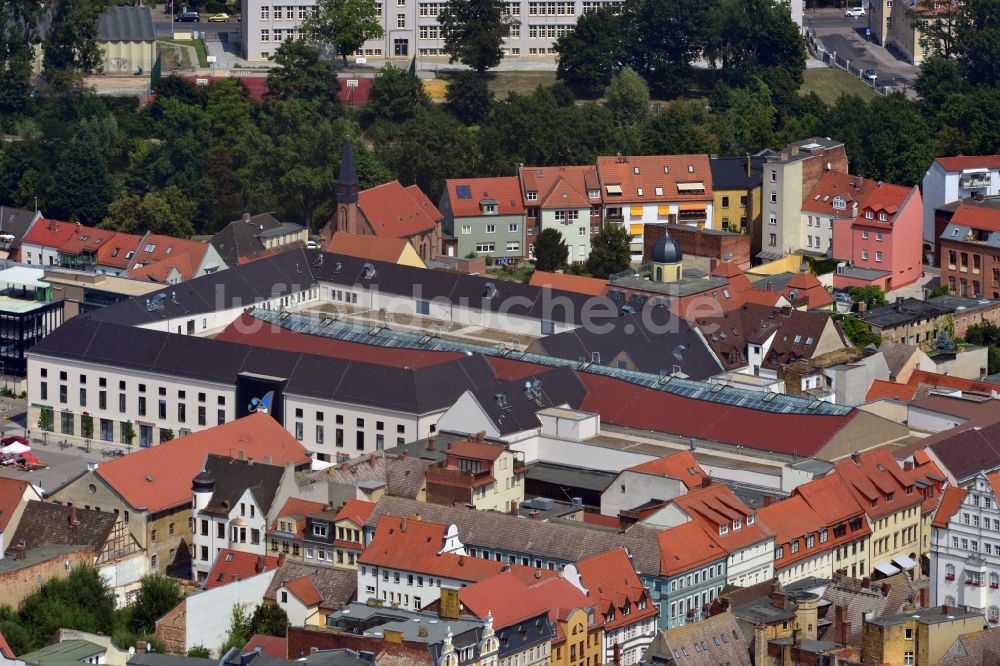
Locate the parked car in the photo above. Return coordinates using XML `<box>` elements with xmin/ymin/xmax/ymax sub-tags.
<box><xmin>863</xmin><ymin>69</ymin><xmax>878</xmax><ymax>82</ymax></box>
<box><xmin>844</xmin><ymin>6</ymin><xmax>866</xmax><ymax>16</ymax></box>
<box><xmin>175</xmin><ymin>11</ymin><xmax>200</xmax><ymax>22</ymax></box>
<box><xmin>207</xmin><ymin>13</ymin><xmax>229</xmax><ymax>21</ymax></box>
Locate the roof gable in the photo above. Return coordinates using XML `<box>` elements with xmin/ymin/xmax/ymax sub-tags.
<box><xmin>358</xmin><ymin>181</ymin><xmax>442</xmax><ymax>238</ymax></box>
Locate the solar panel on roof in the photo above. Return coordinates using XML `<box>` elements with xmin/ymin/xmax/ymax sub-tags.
<box><xmin>456</xmin><ymin>185</ymin><xmax>473</xmax><ymax>199</ymax></box>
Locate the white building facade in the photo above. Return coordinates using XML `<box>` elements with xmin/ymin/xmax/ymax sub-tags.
<box><xmin>922</xmin><ymin>157</ymin><xmax>1000</xmax><ymax>248</ymax></box>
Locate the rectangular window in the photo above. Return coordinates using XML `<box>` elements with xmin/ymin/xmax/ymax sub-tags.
<box><xmin>506</xmin><ymin>241</ymin><xmax>520</xmax><ymax>252</ymax></box>
<box><xmin>316</xmin><ymin>425</ymin><xmax>325</xmax><ymax>444</ymax></box>
<box><xmin>397</xmin><ymin>14</ymin><xmax>406</xmax><ymax>27</ymax></box>
<box><xmin>295</xmin><ymin>422</ymin><xmax>303</xmax><ymax>440</ymax></box>
<box><xmin>138</xmin><ymin>396</ymin><xmax>146</xmax><ymax>416</ymax></box>
<box><xmin>198</xmin><ymin>406</ymin><xmax>206</xmax><ymax>426</ymax></box>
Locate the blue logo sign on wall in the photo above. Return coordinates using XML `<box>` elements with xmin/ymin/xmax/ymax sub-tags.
<box><xmin>248</xmin><ymin>390</ymin><xmax>274</xmax><ymax>414</ymax></box>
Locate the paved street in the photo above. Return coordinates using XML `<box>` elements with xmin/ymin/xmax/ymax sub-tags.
<box><xmin>806</xmin><ymin>8</ymin><xmax>919</xmax><ymax>89</ymax></box>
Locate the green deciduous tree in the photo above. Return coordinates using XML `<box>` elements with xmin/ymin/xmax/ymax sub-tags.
<box><xmin>952</xmin><ymin>0</ymin><xmax>1000</xmax><ymax>86</ymax></box>
<box><xmin>188</xmin><ymin>646</ymin><xmax>212</xmax><ymax>658</ymax></box>
<box><xmin>848</xmin><ymin>285</ymin><xmax>888</xmax><ymax>309</ymax></box>
<box><xmin>534</xmin><ymin>228</ymin><xmax>569</xmax><ymax>271</ymax></box>
<box><xmin>639</xmin><ymin>100</ymin><xmax>720</xmax><ymax>155</ymax></box>
<box><xmin>378</xmin><ymin>107</ymin><xmax>478</xmax><ymax>202</ymax></box>
<box><xmin>219</xmin><ymin>605</ymin><xmax>253</xmax><ymax>656</ymax></box>
<box><xmin>45</xmin><ymin>137</ymin><xmax>114</xmax><ymax>225</ymax></box>
<box><xmin>840</xmin><ymin>316</ymin><xmax>882</xmax><ymax>348</ymax></box>
<box><xmin>130</xmin><ymin>575</ymin><xmax>184</xmax><ymax>636</ymax></box>
<box><xmin>19</xmin><ymin>565</ymin><xmax>117</xmax><ymax>652</ymax></box>
<box><xmin>266</xmin><ymin>39</ymin><xmax>342</xmax><ymax>115</ymax></box>
<box><xmin>555</xmin><ymin>7</ymin><xmax>625</xmax><ymax>98</ymax></box>
<box><xmin>605</xmin><ymin>67</ymin><xmax>650</xmax><ymax>126</ymax></box>
<box><xmin>301</xmin><ymin>0</ymin><xmax>384</xmax><ymax>66</ymax></box>
<box><xmin>364</xmin><ymin>64</ymin><xmax>430</xmax><ymax>125</ymax></box>
<box><xmin>713</xmin><ymin>79</ymin><xmax>776</xmax><ymax>154</ymax></box>
<box><xmin>0</xmin><ymin>0</ymin><xmax>43</xmax><ymax>114</ymax></box>
<box><xmin>621</xmin><ymin>0</ymin><xmax>711</xmax><ymax>96</ymax></box>
<box><xmin>446</xmin><ymin>71</ymin><xmax>495</xmax><ymax>125</ymax></box>
<box><xmin>705</xmin><ymin>0</ymin><xmax>806</xmax><ymax>107</ymax></box>
<box><xmin>585</xmin><ymin>224</ymin><xmax>632</xmax><ymax>277</ymax></box>
<box><xmin>438</xmin><ymin>0</ymin><xmax>513</xmax><ymax>72</ymax></box>
<box><xmin>249</xmin><ymin>603</ymin><xmax>289</xmax><ymax>637</ymax></box>
<box><xmin>42</xmin><ymin>0</ymin><xmax>110</xmax><ymax>83</ymax></box>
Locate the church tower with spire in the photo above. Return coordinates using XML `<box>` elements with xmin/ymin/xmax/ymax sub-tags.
<box><xmin>322</xmin><ymin>141</ymin><xmax>363</xmax><ymax>242</ymax></box>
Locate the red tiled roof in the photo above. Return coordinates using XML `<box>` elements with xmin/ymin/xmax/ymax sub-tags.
<box><xmin>577</xmin><ymin>547</ymin><xmax>657</xmax><ymax>631</ymax></box>
<box><xmin>359</xmin><ymin>516</ymin><xmax>557</xmax><ymax>585</ymax></box>
<box><xmin>865</xmin><ymin>379</ymin><xmax>918</xmax><ymax>402</ymax></box>
<box><xmin>657</xmin><ymin>520</ymin><xmax>726</xmax><ymax>575</ymax></box>
<box><xmin>793</xmin><ymin>474</ymin><xmax>865</xmax><ymax>526</ymax></box>
<box><xmin>284</xmin><ymin>576</ymin><xmax>323</xmax><ymax>607</ymax></box>
<box><xmin>529</xmin><ymin>576</ymin><xmax>602</xmax><ymax>642</ymax></box>
<box><xmin>460</xmin><ymin>572</ymin><xmax>550</xmax><ymax>628</ymax></box>
<box><xmin>579</xmin><ymin>373</ymin><xmax>857</xmax><ymax>457</ymax></box>
<box><xmin>757</xmin><ymin>496</ymin><xmax>828</xmax><ymax>568</ymax></box>
<box><xmin>582</xmin><ymin>512</ymin><xmax>620</xmax><ymax>528</ymax></box>
<box><xmin>446</xmin><ymin>177</ymin><xmax>525</xmax><ymax>217</ymax></box>
<box><xmin>272</xmin><ymin>497</ymin><xmax>328</xmax><ymax>534</ymax></box>
<box><xmin>335</xmin><ymin>499</ymin><xmax>376</xmax><ymax>527</ymax></box>
<box><xmin>711</xmin><ymin>261</ymin><xmax>744</xmax><ymax>279</ymax></box>
<box><xmin>935</xmin><ymin>155</ymin><xmax>1000</xmax><ymax>171</ymax></box>
<box><xmin>783</xmin><ymin>271</ymin><xmax>834</xmax><ymax>309</ymax></box>
<box><xmin>486</xmin><ymin>356</ymin><xmax>551</xmax><ymax>381</ymax></box>
<box><xmin>860</xmin><ymin>183</ymin><xmax>913</xmax><ymax>223</ymax></box>
<box><xmin>243</xmin><ymin>634</ymin><xmax>287</xmax><ymax>659</ymax></box>
<box><xmin>96</xmin><ymin>413</ymin><xmax>309</xmax><ymax>513</ymax></box>
<box><xmin>204</xmin><ymin>549</ymin><xmax>282</xmax><ymax>589</ymax></box>
<box><xmin>519</xmin><ymin>165</ymin><xmax>601</xmax><ymax>209</ymax></box>
<box><xmin>127</xmin><ymin>234</ymin><xmax>209</xmax><ymax>281</ymax></box>
<box><xmin>949</xmin><ymin>203</ymin><xmax>1000</xmax><ymax>234</ymax></box>
<box><xmin>802</xmin><ymin>172</ymin><xmax>877</xmax><ymax>215</ymax></box>
<box><xmin>670</xmin><ymin>483</ymin><xmax>774</xmax><ymax>554</ymax></box>
<box><xmin>95</xmin><ymin>232</ymin><xmax>144</xmax><ymax>268</ymax></box>
<box><xmin>528</xmin><ymin>271</ymin><xmax>608</xmax><ymax>297</ymax></box>
<box><xmin>931</xmin><ymin>485</ymin><xmax>967</xmax><ymax>529</ymax></box>
<box><xmin>447</xmin><ymin>439</ymin><xmax>505</xmax><ymax>461</ymax></box>
<box><xmin>0</xmin><ymin>630</ymin><xmax>14</xmax><ymax>659</ymax></box>
<box><xmin>833</xmin><ymin>447</ymin><xmax>922</xmax><ymax>520</ymax></box>
<box><xmin>325</xmin><ymin>233</ymin><xmax>414</xmax><ymax>263</ymax></box>
<box><xmin>912</xmin><ymin>458</ymin><xmax>947</xmax><ymax>513</ymax></box>
<box><xmin>358</xmin><ymin>181</ymin><xmax>442</xmax><ymax>239</ymax></box>
<box><xmin>23</xmin><ymin>218</ymin><xmax>77</xmax><ymax>249</ymax></box>
<box><xmin>627</xmin><ymin>451</ymin><xmax>706</xmax><ymax>490</ymax></box>
<box><xmin>0</xmin><ymin>478</ymin><xmax>31</xmax><ymax>534</ymax></box>
<box><xmin>216</xmin><ymin>312</ymin><xmax>463</xmax><ymax>368</ymax></box>
<box><xmin>596</xmin><ymin>155</ymin><xmax>713</xmax><ymax>204</ymax></box>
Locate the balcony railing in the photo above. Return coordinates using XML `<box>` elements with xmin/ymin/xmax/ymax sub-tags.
<box><xmin>960</xmin><ymin>176</ymin><xmax>991</xmax><ymax>189</ymax></box>
<box><xmin>426</xmin><ymin>466</ymin><xmax>494</xmax><ymax>489</ymax></box>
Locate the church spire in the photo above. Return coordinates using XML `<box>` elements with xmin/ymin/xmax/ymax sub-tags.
<box><xmin>336</xmin><ymin>141</ymin><xmax>359</xmax><ymax>204</ymax></box>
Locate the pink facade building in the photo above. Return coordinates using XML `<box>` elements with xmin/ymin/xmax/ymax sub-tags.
<box><xmin>807</xmin><ymin>175</ymin><xmax>923</xmax><ymax>292</ymax></box>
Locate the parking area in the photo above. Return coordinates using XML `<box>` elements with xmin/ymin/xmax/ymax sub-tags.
<box><xmin>0</xmin><ymin>446</ymin><xmax>105</xmax><ymax>496</ymax></box>
<box><xmin>805</xmin><ymin>8</ymin><xmax>919</xmax><ymax>93</ymax></box>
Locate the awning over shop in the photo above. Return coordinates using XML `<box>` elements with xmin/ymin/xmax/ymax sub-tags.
<box><xmin>874</xmin><ymin>562</ymin><xmax>901</xmax><ymax>576</ymax></box>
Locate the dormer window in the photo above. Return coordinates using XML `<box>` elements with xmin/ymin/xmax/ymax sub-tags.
<box><xmin>719</xmin><ymin>523</ymin><xmax>729</xmax><ymax>535</ymax></box>
<box><xmin>878</xmin><ymin>212</ymin><xmax>887</xmax><ymax>221</ymax></box>
<box><xmin>832</xmin><ymin>196</ymin><xmax>846</xmax><ymax>210</ymax></box>
<box><xmin>483</xmin><ymin>204</ymin><xmax>497</xmax><ymax>215</ymax></box>
<box><xmin>526</xmin><ymin>191</ymin><xmax>538</xmax><ymax>201</ymax></box>
<box><xmin>865</xmin><ymin>210</ymin><xmax>874</xmax><ymax>219</ymax></box>
<box><xmin>313</xmin><ymin>523</ymin><xmax>328</xmax><ymax>537</ymax></box>
<box><xmin>588</xmin><ymin>189</ymin><xmax>599</xmax><ymax>199</ymax></box>
<box><xmin>747</xmin><ymin>514</ymin><xmax>755</xmax><ymax>525</ymax></box>
<box><xmin>733</xmin><ymin>519</ymin><xmax>742</xmax><ymax>530</ymax></box>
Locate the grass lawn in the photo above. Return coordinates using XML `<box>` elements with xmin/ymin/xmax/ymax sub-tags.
<box><xmin>160</xmin><ymin>37</ymin><xmax>209</xmax><ymax>68</ymax></box>
<box><xmin>486</xmin><ymin>264</ymin><xmax>535</xmax><ymax>283</ymax></box>
<box><xmin>483</xmin><ymin>71</ymin><xmax>557</xmax><ymax>97</ymax></box>
<box><xmin>799</xmin><ymin>68</ymin><xmax>880</xmax><ymax>104</ymax></box>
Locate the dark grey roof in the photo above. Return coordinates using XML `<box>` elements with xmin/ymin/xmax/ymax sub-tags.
<box><xmin>940</xmin><ymin>222</ymin><xmax>1000</xmax><ymax>249</ymax></box>
<box><xmin>469</xmin><ymin>365</ymin><xmax>588</xmax><ymax>435</ymax></box>
<box><xmin>30</xmin><ymin>317</ymin><xmax>502</xmax><ymax>414</ymax></box>
<box><xmin>532</xmin><ymin>307</ymin><xmax>724</xmax><ymax>380</ymax></box>
<box><xmin>129</xmin><ymin>655</ymin><xmax>217</xmax><ymax>666</ymax></box>
<box><xmin>862</xmin><ymin>297</ymin><xmax>951</xmax><ymax>329</ymax></box>
<box><xmin>709</xmin><ymin>156</ymin><xmax>765</xmax><ymax>190</ymax></box>
<box><xmin>929</xmin><ymin>419</ymin><xmax>1000</xmax><ymax>482</ymax></box>
<box><xmin>337</xmin><ymin>142</ymin><xmax>359</xmax><ymax>188</ymax></box>
<box><xmin>98</xmin><ymin>5</ymin><xmax>155</xmax><ymax>42</ymax></box>
<box><xmin>210</xmin><ymin>214</ymin><xmax>304</xmax><ymax>267</ymax></box>
<box><xmin>523</xmin><ymin>461</ymin><xmax>617</xmax><ymax>492</ymax></box>
<box><xmin>651</xmin><ymin>235</ymin><xmax>682</xmax><ymax>264</ymax></box>
<box><xmin>201</xmin><ymin>454</ymin><xmax>286</xmax><ymax>517</ymax></box>
<box><xmin>751</xmin><ymin>272</ymin><xmax>796</xmax><ymax>293</ymax></box>
<box><xmin>836</xmin><ymin>266</ymin><xmax>891</xmax><ymax>282</ymax></box>
<box><xmin>86</xmin><ymin>248</ymin><xmax>612</xmax><ymax>328</ymax></box>
<box><xmin>928</xmin><ymin>295</ymin><xmax>999</xmax><ymax>313</ymax></box>
<box><xmin>8</xmin><ymin>501</ymin><xmax>116</xmax><ymax>553</ymax></box>
<box><xmin>0</xmin><ymin>206</ymin><xmax>39</xmax><ymax>248</ymax></box>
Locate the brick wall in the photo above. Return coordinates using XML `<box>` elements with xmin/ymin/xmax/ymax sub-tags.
<box><xmin>155</xmin><ymin>599</ymin><xmax>187</xmax><ymax>655</ymax></box>
<box><xmin>287</xmin><ymin>626</ymin><xmax>433</xmax><ymax>663</ymax></box>
<box><xmin>0</xmin><ymin>547</ymin><xmax>95</xmax><ymax>608</ymax></box>
<box><xmin>643</xmin><ymin>223</ymin><xmax>751</xmax><ymax>269</ymax></box>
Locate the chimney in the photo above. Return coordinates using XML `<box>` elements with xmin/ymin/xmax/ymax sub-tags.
<box><xmin>427</xmin><ymin>436</ymin><xmax>437</xmax><ymax>451</ymax></box>
<box><xmin>851</xmin><ymin>451</ymin><xmax>861</xmax><ymax>465</ymax></box>
<box><xmin>895</xmin><ymin>296</ymin><xmax>904</xmax><ymax>311</ymax></box>
<box><xmin>791</xmin><ymin>146</ymin><xmax>799</xmax><ymax>156</ymax></box>
<box><xmin>792</xmin><ymin>628</ymin><xmax>802</xmax><ymax>646</ymax></box>
<box><xmin>529</xmin><ymin>510</ymin><xmax>540</xmax><ymax>520</ymax></box>
<box><xmin>69</xmin><ymin>506</ymin><xmax>78</xmax><ymax>526</ymax></box>
<box><xmin>763</xmin><ymin>496</ymin><xmax>773</xmax><ymax>507</ymax></box>
<box><xmin>510</xmin><ymin>500</ymin><xmax>519</xmax><ymax>516</ymax></box>
<box><xmin>834</xmin><ymin>605</ymin><xmax>851</xmax><ymax>645</ymax></box>
<box><xmin>881</xmin><ymin>583</ymin><xmax>891</xmax><ymax>598</ymax></box>
<box><xmin>861</xmin><ymin>576</ymin><xmax>871</xmax><ymax>589</ymax></box>
<box><xmin>903</xmin><ymin>461</ymin><xmax>914</xmax><ymax>471</ymax></box>
<box><xmin>278</xmin><ymin>553</ymin><xmax>286</xmax><ymax>566</ymax></box>
<box><xmin>701</xmin><ymin>476</ymin><xmax>713</xmax><ymax>489</ymax></box>
<box><xmin>746</xmin><ymin>154</ymin><xmax>751</xmax><ymax>177</ymax></box>
<box><xmin>770</xmin><ymin>582</ymin><xmax>787</xmax><ymax>610</ymax></box>
<box><xmin>858</xmin><ymin>300</ymin><xmax>868</xmax><ymax>314</ymax></box>
<box><xmin>49</xmin><ymin>218</ymin><xmax>57</xmax><ymax>231</ymax></box>
<box><xmin>238</xmin><ymin>450</ymin><xmax>245</xmax><ymax>460</ymax></box>
<box><xmin>942</xmin><ymin>604</ymin><xmax>949</xmax><ymax>615</ymax></box>
<box><xmin>243</xmin><ymin>212</ymin><xmax>252</xmax><ymax>221</ymax></box>
<box><xmin>255</xmin><ymin>555</ymin><xmax>266</xmax><ymax>574</ymax></box>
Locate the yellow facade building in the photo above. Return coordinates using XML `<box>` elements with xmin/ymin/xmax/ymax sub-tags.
<box><xmin>862</xmin><ymin>606</ymin><xmax>985</xmax><ymax>666</ymax></box>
